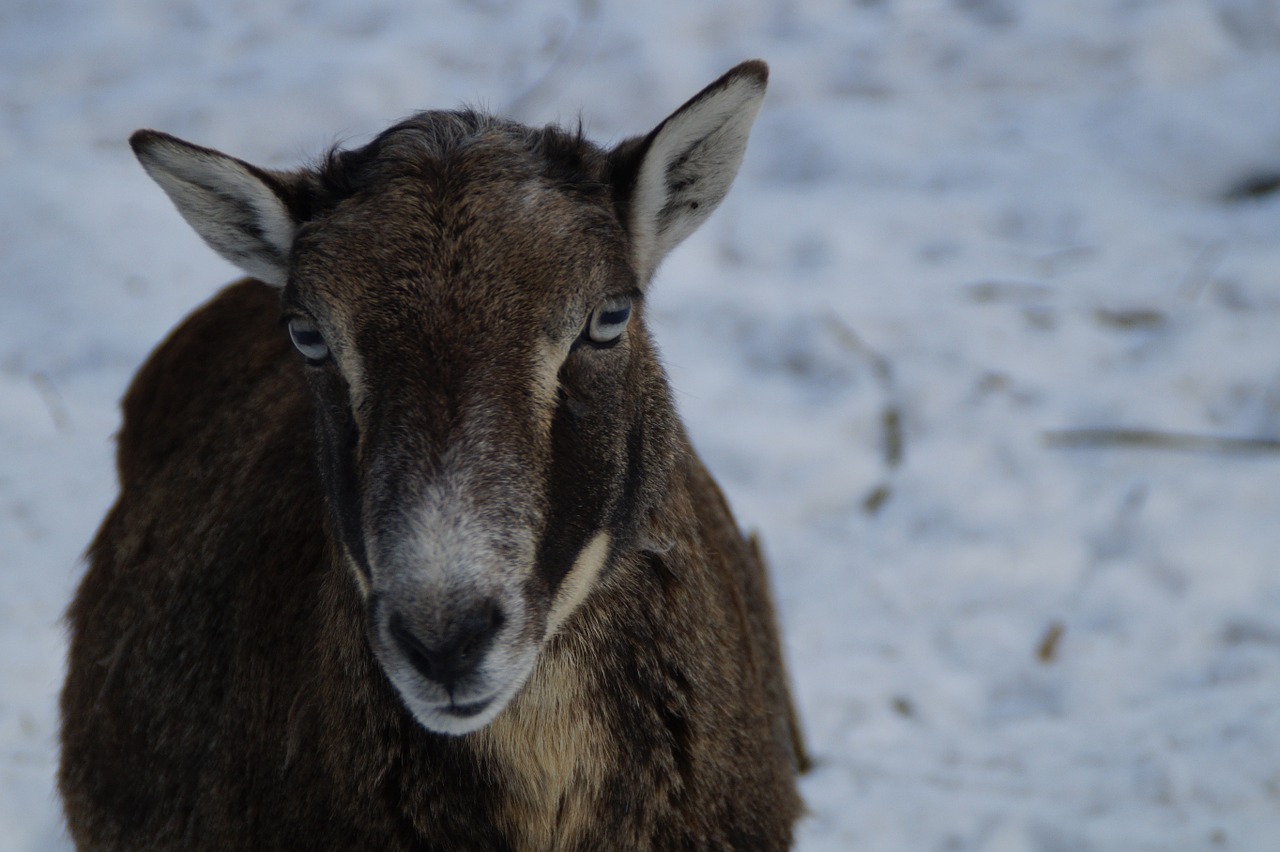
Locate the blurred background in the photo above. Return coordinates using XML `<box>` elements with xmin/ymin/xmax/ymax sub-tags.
<box><xmin>3</xmin><ymin>1</ymin><xmax>1279</xmax><ymax>848</ymax></box>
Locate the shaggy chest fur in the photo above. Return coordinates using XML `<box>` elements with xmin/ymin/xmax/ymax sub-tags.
<box><xmin>477</xmin><ymin>650</ymin><xmax>611</xmax><ymax>851</ymax></box>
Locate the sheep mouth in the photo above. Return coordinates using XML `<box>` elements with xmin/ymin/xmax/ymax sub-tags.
<box><xmin>445</xmin><ymin>698</ymin><xmax>493</xmax><ymax>718</ymax></box>
<box><xmin>380</xmin><ymin>641</ymin><xmax>542</xmax><ymax>736</ymax></box>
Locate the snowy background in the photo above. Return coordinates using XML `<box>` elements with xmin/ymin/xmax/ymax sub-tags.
<box><xmin>3</xmin><ymin>0</ymin><xmax>1280</xmax><ymax>848</ymax></box>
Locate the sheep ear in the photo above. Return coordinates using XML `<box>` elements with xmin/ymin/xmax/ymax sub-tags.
<box><xmin>130</xmin><ymin>130</ymin><xmax>309</xmax><ymax>287</ymax></box>
<box><xmin>611</xmin><ymin>60</ymin><xmax>768</xmax><ymax>284</ymax></box>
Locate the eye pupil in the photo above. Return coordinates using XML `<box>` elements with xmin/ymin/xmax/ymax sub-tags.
<box><xmin>287</xmin><ymin>317</ymin><xmax>331</xmax><ymax>364</ymax></box>
<box><xmin>587</xmin><ymin>297</ymin><xmax>632</xmax><ymax>345</ymax></box>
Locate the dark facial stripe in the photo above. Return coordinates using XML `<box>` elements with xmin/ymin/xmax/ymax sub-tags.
<box><xmin>312</xmin><ymin>372</ymin><xmax>371</xmax><ymax>580</ymax></box>
<box><xmin>610</xmin><ymin>417</ymin><xmax>647</xmax><ymax>540</ymax></box>
<box><xmin>534</xmin><ymin>395</ymin><xmax>622</xmax><ymax>596</ymax></box>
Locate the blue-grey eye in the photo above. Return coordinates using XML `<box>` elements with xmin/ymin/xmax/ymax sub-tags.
<box><xmin>587</xmin><ymin>296</ymin><xmax>632</xmax><ymax>345</ymax></box>
<box><xmin>287</xmin><ymin>317</ymin><xmax>331</xmax><ymax>364</ymax></box>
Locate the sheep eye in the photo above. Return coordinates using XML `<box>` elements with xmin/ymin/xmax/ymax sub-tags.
<box><xmin>287</xmin><ymin>317</ymin><xmax>331</xmax><ymax>364</ymax></box>
<box><xmin>586</xmin><ymin>296</ymin><xmax>632</xmax><ymax>346</ymax></box>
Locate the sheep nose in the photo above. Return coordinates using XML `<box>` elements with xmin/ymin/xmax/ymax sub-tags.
<box><xmin>387</xmin><ymin>601</ymin><xmax>504</xmax><ymax>690</ymax></box>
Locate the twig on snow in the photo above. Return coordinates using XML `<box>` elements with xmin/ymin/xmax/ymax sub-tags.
<box><xmin>1044</xmin><ymin>428</ymin><xmax>1280</xmax><ymax>455</ymax></box>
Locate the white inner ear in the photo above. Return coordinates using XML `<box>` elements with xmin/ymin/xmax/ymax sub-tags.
<box><xmin>629</xmin><ymin>72</ymin><xmax>767</xmax><ymax>282</ymax></box>
<box><xmin>137</xmin><ymin>138</ymin><xmax>297</xmax><ymax>287</ymax></box>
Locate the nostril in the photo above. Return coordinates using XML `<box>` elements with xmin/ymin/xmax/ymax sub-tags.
<box><xmin>386</xmin><ymin>600</ymin><xmax>504</xmax><ymax>689</ymax></box>
<box><xmin>463</xmin><ymin>599</ymin><xmax>504</xmax><ymax>647</ymax></box>
<box><xmin>449</xmin><ymin>600</ymin><xmax>504</xmax><ymax>665</ymax></box>
<box><xmin>388</xmin><ymin>611</ymin><xmax>443</xmax><ymax>683</ymax></box>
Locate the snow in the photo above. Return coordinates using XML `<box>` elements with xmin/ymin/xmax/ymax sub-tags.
<box><xmin>3</xmin><ymin>0</ymin><xmax>1279</xmax><ymax>848</ymax></box>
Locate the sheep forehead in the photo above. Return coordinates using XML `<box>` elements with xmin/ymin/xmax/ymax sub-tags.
<box><xmin>294</xmin><ymin>172</ymin><xmax>622</xmax><ymax>337</ymax></box>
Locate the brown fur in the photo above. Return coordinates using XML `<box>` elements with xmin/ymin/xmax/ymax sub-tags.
<box><xmin>60</xmin><ymin>62</ymin><xmax>804</xmax><ymax>850</ymax></box>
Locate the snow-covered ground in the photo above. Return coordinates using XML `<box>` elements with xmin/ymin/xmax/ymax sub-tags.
<box><xmin>3</xmin><ymin>1</ymin><xmax>1279</xmax><ymax>848</ymax></box>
